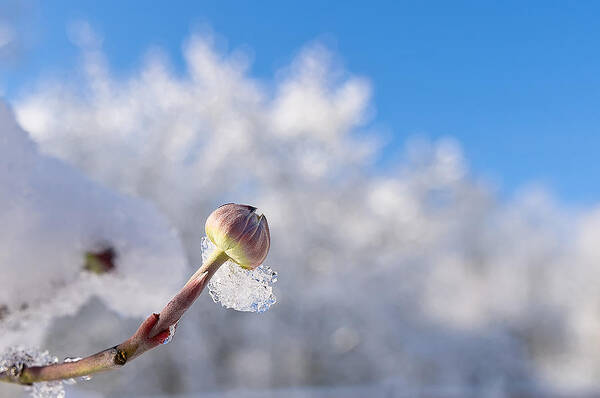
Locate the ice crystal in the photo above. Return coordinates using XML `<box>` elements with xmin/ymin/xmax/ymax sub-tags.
<box><xmin>201</xmin><ymin>237</ymin><xmax>277</xmax><ymax>313</ymax></box>
<box><xmin>62</xmin><ymin>356</ymin><xmax>78</xmax><ymax>385</ymax></box>
<box><xmin>162</xmin><ymin>323</ymin><xmax>178</xmax><ymax>345</ymax></box>
<box><xmin>60</xmin><ymin>357</ymin><xmax>92</xmax><ymax>384</ymax></box>
<box><xmin>0</xmin><ymin>346</ymin><xmax>64</xmax><ymax>398</ymax></box>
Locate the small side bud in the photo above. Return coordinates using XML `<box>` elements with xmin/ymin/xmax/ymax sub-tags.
<box><xmin>84</xmin><ymin>247</ymin><xmax>116</xmax><ymax>274</ymax></box>
<box><xmin>205</xmin><ymin>203</ymin><xmax>270</xmax><ymax>269</ymax></box>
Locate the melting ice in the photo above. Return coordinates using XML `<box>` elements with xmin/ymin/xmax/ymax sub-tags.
<box><xmin>201</xmin><ymin>237</ymin><xmax>277</xmax><ymax>313</ymax></box>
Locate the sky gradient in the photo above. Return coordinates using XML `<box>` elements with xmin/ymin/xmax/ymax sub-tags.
<box><xmin>2</xmin><ymin>0</ymin><xmax>600</xmax><ymax>203</ymax></box>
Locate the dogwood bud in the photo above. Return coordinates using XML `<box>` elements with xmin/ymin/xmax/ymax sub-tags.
<box><xmin>205</xmin><ymin>203</ymin><xmax>270</xmax><ymax>269</ymax></box>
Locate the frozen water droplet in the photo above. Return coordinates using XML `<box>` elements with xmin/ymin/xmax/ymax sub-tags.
<box><xmin>162</xmin><ymin>323</ymin><xmax>178</xmax><ymax>344</ymax></box>
<box><xmin>1</xmin><ymin>346</ymin><xmax>65</xmax><ymax>398</ymax></box>
<box><xmin>200</xmin><ymin>236</ymin><xmax>212</xmax><ymax>263</ymax></box>
<box><xmin>62</xmin><ymin>357</ymin><xmax>87</xmax><ymax>385</ymax></box>
<box><xmin>202</xmin><ymin>237</ymin><xmax>277</xmax><ymax>313</ymax></box>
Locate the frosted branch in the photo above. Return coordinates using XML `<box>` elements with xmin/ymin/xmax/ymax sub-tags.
<box><xmin>0</xmin><ymin>249</ymin><xmax>229</xmax><ymax>386</ymax></box>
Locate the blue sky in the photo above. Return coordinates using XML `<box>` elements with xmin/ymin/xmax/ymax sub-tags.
<box><xmin>2</xmin><ymin>0</ymin><xmax>600</xmax><ymax>203</ymax></box>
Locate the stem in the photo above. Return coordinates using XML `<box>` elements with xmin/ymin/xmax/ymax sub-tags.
<box><xmin>0</xmin><ymin>249</ymin><xmax>229</xmax><ymax>385</ymax></box>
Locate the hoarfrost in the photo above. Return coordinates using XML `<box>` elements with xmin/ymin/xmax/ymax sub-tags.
<box><xmin>161</xmin><ymin>323</ymin><xmax>178</xmax><ymax>345</ymax></box>
<box><xmin>202</xmin><ymin>237</ymin><xmax>277</xmax><ymax>313</ymax></box>
<box><xmin>60</xmin><ymin>358</ymin><xmax>91</xmax><ymax>384</ymax></box>
<box><xmin>0</xmin><ymin>346</ymin><xmax>64</xmax><ymax>398</ymax></box>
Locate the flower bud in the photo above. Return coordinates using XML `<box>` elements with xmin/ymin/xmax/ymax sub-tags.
<box><xmin>205</xmin><ymin>203</ymin><xmax>270</xmax><ymax>269</ymax></box>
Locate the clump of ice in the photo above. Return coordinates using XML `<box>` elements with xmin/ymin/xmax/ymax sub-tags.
<box><xmin>0</xmin><ymin>346</ymin><xmax>64</xmax><ymax>398</ymax></box>
<box><xmin>201</xmin><ymin>237</ymin><xmax>277</xmax><ymax>313</ymax></box>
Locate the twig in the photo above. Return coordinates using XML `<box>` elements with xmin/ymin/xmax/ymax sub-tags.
<box><xmin>0</xmin><ymin>249</ymin><xmax>229</xmax><ymax>385</ymax></box>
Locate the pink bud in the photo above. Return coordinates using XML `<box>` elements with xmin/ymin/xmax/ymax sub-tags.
<box><xmin>205</xmin><ymin>203</ymin><xmax>270</xmax><ymax>269</ymax></box>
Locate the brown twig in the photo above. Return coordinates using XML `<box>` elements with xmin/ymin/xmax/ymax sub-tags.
<box><xmin>0</xmin><ymin>249</ymin><xmax>229</xmax><ymax>385</ymax></box>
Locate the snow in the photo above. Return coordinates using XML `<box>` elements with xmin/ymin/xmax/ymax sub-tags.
<box><xmin>0</xmin><ymin>102</ymin><xmax>188</xmax><ymax>351</ymax></box>
<box><xmin>2</xmin><ymin>28</ymin><xmax>600</xmax><ymax>397</ymax></box>
<box><xmin>0</xmin><ymin>346</ymin><xmax>63</xmax><ymax>398</ymax></box>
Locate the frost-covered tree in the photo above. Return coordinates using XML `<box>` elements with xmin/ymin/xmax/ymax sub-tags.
<box><xmin>3</xmin><ymin>29</ymin><xmax>600</xmax><ymax>397</ymax></box>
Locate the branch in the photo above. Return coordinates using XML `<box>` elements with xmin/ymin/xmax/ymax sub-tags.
<box><xmin>0</xmin><ymin>249</ymin><xmax>229</xmax><ymax>385</ymax></box>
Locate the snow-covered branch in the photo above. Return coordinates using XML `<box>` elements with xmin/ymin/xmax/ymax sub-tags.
<box><xmin>0</xmin><ymin>248</ymin><xmax>228</xmax><ymax>386</ymax></box>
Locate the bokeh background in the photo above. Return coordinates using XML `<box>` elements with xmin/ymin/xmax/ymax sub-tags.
<box><xmin>2</xmin><ymin>1</ymin><xmax>600</xmax><ymax>397</ymax></box>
